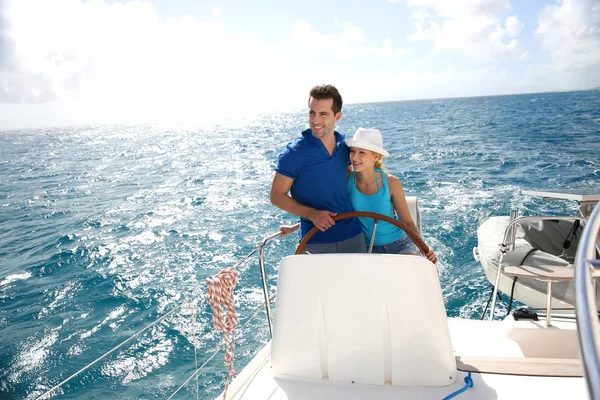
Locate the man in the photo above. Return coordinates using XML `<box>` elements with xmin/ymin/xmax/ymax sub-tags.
<box><xmin>270</xmin><ymin>84</ymin><xmax>366</xmax><ymax>253</ymax></box>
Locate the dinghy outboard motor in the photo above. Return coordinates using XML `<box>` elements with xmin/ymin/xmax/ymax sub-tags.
<box><xmin>562</xmin><ymin>219</ymin><xmax>580</xmax><ymax>250</ymax></box>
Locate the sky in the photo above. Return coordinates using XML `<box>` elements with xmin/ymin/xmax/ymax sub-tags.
<box><xmin>1</xmin><ymin>0</ymin><xmax>599</xmax><ymax>130</ymax></box>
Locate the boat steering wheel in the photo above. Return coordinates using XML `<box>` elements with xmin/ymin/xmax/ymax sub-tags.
<box><xmin>295</xmin><ymin>211</ymin><xmax>429</xmax><ymax>255</ymax></box>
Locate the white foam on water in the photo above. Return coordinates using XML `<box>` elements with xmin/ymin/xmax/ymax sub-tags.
<box><xmin>8</xmin><ymin>329</ymin><xmax>60</xmax><ymax>383</ymax></box>
<box><xmin>0</xmin><ymin>272</ymin><xmax>32</xmax><ymax>287</ymax></box>
<box><xmin>38</xmin><ymin>281</ymin><xmax>81</xmax><ymax>318</ymax></box>
<box><xmin>100</xmin><ymin>329</ymin><xmax>173</xmax><ymax>384</ymax></box>
<box><xmin>128</xmin><ymin>230</ymin><xmax>162</xmax><ymax>245</ymax></box>
<box><xmin>208</xmin><ymin>232</ymin><xmax>224</xmax><ymax>242</ymax></box>
<box><xmin>80</xmin><ymin>305</ymin><xmax>129</xmax><ymax>340</ymax></box>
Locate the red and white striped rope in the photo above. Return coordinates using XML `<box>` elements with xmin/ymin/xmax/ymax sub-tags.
<box><xmin>206</xmin><ymin>267</ymin><xmax>239</xmax><ymax>399</ymax></box>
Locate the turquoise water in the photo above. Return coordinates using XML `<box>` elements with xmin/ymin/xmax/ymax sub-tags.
<box><xmin>1</xmin><ymin>90</ymin><xmax>599</xmax><ymax>399</ymax></box>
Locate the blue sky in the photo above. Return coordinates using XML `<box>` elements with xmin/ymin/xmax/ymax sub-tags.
<box><xmin>1</xmin><ymin>0</ymin><xmax>599</xmax><ymax>130</ymax></box>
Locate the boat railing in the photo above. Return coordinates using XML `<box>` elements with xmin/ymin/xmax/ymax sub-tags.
<box><xmin>35</xmin><ymin>231</ymin><xmax>284</xmax><ymax>400</ymax></box>
<box><xmin>574</xmin><ymin>203</ymin><xmax>600</xmax><ymax>399</ymax></box>
<box><xmin>258</xmin><ymin>231</ymin><xmax>282</xmax><ymax>337</ymax></box>
<box><xmin>489</xmin><ymin>215</ymin><xmax>589</xmax><ymax>321</ymax></box>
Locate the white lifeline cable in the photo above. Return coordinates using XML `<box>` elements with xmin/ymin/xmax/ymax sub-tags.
<box><xmin>190</xmin><ymin>299</ymin><xmax>200</xmax><ymax>400</ymax></box>
<box><xmin>35</xmin><ymin>300</ymin><xmax>188</xmax><ymax>400</ymax></box>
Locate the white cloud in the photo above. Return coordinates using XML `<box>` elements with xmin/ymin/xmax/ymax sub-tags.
<box><xmin>405</xmin><ymin>0</ymin><xmax>526</xmax><ymax>60</ymax></box>
<box><xmin>407</xmin><ymin>11</ymin><xmax>440</xmax><ymax>41</ymax></box>
<box><xmin>407</xmin><ymin>0</ymin><xmax>511</xmax><ymax>19</ymax></box>
<box><xmin>212</xmin><ymin>6</ymin><xmax>222</xmax><ymax>18</ymax></box>
<box><xmin>0</xmin><ymin>1</ymin><xmax>418</xmax><ymax>128</ymax></box>
<box><xmin>505</xmin><ymin>16</ymin><xmax>522</xmax><ymax>37</ymax></box>
<box><xmin>342</xmin><ymin>66</ymin><xmax>520</xmax><ymax>103</ymax></box>
<box><xmin>0</xmin><ymin>0</ymin><xmax>295</xmax><ymax>124</ymax></box>
<box><xmin>287</xmin><ymin>20</ymin><xmax>412</xmax><ymax>57</ymax></box>
<box><xmin>535</xmin><ymin>0</ymin><xmax>600</xmax><ymax>71</ymax></box>
<box><xmin>341</xmin><ymin>60</ymin><xmax>598</xmax><ymax>105</ymax></box>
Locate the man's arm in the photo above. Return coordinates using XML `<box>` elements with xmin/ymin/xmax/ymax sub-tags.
<box><xmin>270</xmin><ymin>172</ymin><xmax>337</xmax><ymax>232</ymax></box>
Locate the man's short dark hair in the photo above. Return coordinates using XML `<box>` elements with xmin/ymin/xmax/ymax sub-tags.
<box><xmin>309</xmin><ymin>84</ymin><xmax>343</xmax><ymax>114</ymax></box>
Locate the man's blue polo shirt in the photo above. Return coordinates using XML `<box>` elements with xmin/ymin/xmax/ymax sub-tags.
<box><xmin>275</xmin><ymin>129</ymin><xmax>362</xmax><ymax>244</ymax></box>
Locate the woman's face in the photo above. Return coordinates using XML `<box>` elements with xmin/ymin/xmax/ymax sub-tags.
<box><xmin>350</xmin><ymin>147</ymin><xmax>381</xmax><ymax>172</ymax></box>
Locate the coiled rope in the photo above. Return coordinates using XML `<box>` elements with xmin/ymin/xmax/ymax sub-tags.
<box><xmin>206</xmin><ymin>267</ymin><xmax>239</xmax><ymax>400</ymax></box>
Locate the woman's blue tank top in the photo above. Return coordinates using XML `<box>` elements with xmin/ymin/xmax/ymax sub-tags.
<box><xmin>347</xmin><ymin>169</ymin><xmax>407</xmax><ymax>246</ymax></box>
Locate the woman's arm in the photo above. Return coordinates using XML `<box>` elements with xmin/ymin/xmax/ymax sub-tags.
<box><xmin>387</xmin><ymin>174</ymin><xmax>438</xmax><ymax>264</ymax></box>
<box><xmin>279</xmin><ymin>222</ymin><xmax>300</xmax><ymax>237</ymax></box>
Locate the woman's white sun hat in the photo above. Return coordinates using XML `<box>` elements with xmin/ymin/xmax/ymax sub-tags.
<box><xmin>346</xmin><ymin>128</ymin><xmax>389</xmax><ymax>158</ymax></box>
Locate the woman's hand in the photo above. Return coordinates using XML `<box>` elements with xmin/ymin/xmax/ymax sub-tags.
<box><xmin>279</xmin><ymin>224</ymin><xmax>300</xmax><ymax>237</ymax></box>
<box><xmin>425</xmin><ymin>246</ymin><xmax>438</xmax><ymax>264</ymax></box>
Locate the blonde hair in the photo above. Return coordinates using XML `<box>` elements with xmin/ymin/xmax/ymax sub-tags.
<box><xmin>374</xmin><ymin>155</ymin><xmax>385</xmax><ymax>170</ymax></box>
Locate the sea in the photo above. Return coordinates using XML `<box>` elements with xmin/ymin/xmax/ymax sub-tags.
<box><xmin>1</xmin><ymin>90</ymin><xmax>599</xmax><ymax>399</ymax></box>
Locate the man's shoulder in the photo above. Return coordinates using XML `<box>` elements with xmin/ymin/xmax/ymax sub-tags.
<box><xmin>335</xmin><ymin>130</ymin><xmax>348</xmax><ymax>142</ymax></box>
<box><xmin>282</xmin><ymin>130</ymin><xmax>313</xmax><ymax>153</ymax></box>
<box><xmin>335</xmin><ymin>131</ymin><xmax>350</xmax><ymax>152</ymax></box>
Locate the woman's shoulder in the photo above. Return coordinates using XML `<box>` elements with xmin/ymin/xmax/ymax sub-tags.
<box><xmin>384</xmin><ymin>172</ymin><xmax>400</xmax><ymax>183</ymax></box>
<box><xmin>384</xmin><ymin>173</ymin><xmax>404</xmax><ymax>190</ymax></box>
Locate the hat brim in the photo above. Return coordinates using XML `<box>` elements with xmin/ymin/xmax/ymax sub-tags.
<box><xmin>346</xmin><ymin>139</ymin><xmax>390</xmax><ymax>158</ymax></box>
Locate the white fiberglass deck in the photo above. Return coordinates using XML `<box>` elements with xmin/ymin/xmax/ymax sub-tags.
<box><xmin>227</xmin><ymin>318</ymin><xmax>587</xmax><ymax>400</ymax></box>
<box><xmin>223</xmin><ymin>254</ymin><xmax>589</xmax><ymax>400</ymax></box>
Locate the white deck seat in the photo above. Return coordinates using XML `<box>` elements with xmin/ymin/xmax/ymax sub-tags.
<box><xmin>271</xmin><ymin>254</ymin><xmax>456</xmax><ymax>387</ymax></box>
<box><xmin>456</xmin><ymin>356</ymin><xmax>582</xmax><ymax>377</ymax></box>
<box><xmin>447</xmin><ymin>318</ymin><xmax>583</xmax><ymax>377</ymax></box>
<box><xmin>405</xmin><ymin>196</ymin><xmax>421</xmax><ymax>233</ymax></box>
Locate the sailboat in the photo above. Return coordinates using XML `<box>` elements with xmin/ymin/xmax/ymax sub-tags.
<box><xmin>34</xmin><ymin>196</ymin><xmax>600</xmax><ymax>400</ymax></box>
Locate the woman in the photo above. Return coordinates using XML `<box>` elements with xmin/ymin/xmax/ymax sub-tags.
<box><xmin>346</xmin><ymin>128</ymin><xmax>437</xmax><ymax>262</ymax></box>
